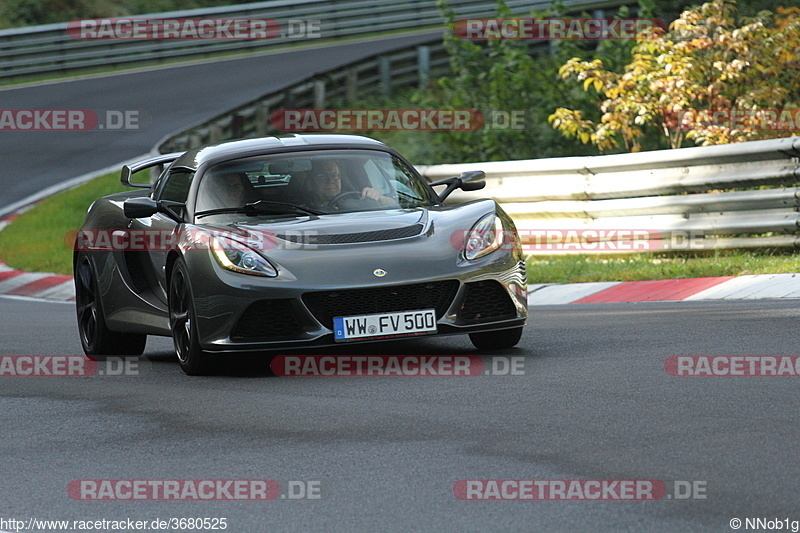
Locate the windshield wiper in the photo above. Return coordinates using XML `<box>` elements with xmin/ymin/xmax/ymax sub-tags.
<box><xmin>195</xmin><ymin>200</ymin><xmax>325</xmax><ymax>218</ymax></box>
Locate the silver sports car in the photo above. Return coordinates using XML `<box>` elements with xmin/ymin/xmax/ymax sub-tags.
<box><xmin>74</xmin><ymin>134</ymin><xmax>527</xmax><ymax>374</ymax></box>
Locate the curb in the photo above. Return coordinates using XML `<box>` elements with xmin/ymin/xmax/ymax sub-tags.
<box><xmin>528</xmin><ymin>273</ymin><xmax>800</xmax><ymax>305</ymax></box>
<box><xmin>0</xmin><ymin>261</ymin><xmax>74</xmax><ymax>301</ymax></box>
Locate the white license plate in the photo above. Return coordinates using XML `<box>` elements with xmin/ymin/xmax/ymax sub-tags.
<box><xmin>333</xmin><ymin>309</ymin><xmax>437</xmax><ymax>342</ymax></box>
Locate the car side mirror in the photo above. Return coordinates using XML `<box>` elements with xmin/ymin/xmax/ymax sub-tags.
<box><xmin>429</xmin><ymin>170</ymin><xmax>487</xmax><ymax>202</ymax></box>
<box><xmin>124</xmin><ymin>197</ymin><xmax>185</xmax><ymax>222</ymax></box>
<box><xmin>459</xmin><ymin>170</ymin><xmax>486</xmax><ymax>183</ymax></box>
<box><xmin>123</xmin><ymin>197</ymin><xmax>158</xmax><ymax>218</ymax></box>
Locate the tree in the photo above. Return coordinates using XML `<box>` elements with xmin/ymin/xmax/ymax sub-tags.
<box><xmin>549</xmin><ymin>0</ymin><xmax>800</xmax><ymax>152</ymax></box>
<box><xmin>411</xmin><ymin>0</ymin><xmax>608</xmax><ymax>162</ymax></box>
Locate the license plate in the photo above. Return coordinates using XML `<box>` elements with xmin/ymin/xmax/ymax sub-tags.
<box><xmin>333</xmin><ymin>309</ymin><xmax>437</xmax><ymax>342</ymax></box>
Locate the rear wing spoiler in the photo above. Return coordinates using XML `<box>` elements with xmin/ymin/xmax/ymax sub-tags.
<box><xmin>121</xmin><ymin>152</ymin><xmax>183</xmax><ymax>188</ymax></box>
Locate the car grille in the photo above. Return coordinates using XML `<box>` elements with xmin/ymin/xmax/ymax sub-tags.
<box><xmin>303</xmin><ymin>280</ymin><xmax>459</xmax><ymax>328</ymax></box>
<box><xmin>460</xmin><ymin>280</ymin><xmax>517</xmax><ymax>322</ymax></box>
<box><xmin>276</xmin><ymin>224</ymin><xmax>424</xmax><ymax>245</ymax></box>
<box><xmin>231</xmin><ymin>299</ymin><xmax>303</xmax><ymax>340</ymax></box>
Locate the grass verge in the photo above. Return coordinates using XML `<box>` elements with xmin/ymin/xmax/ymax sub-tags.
<box><xmin>0</xmin><ymin>172</ymin><xmax>126</xmax><ymax>274</ymax></box>
<box><xmin>527</xmin><ymin>252</ymin><xmax>800</xmax><ymax>284</ymax></box>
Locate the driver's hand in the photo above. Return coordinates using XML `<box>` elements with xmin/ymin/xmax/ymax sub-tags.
<box><xmin>361</xmin><ymin>187</ymin><xmax>395</xmax><ymax>205</ymax></box>
<box><xmin>361</xmin><ymin>187</ymin><xmax>382</xmax><ymax>200</ymax></box>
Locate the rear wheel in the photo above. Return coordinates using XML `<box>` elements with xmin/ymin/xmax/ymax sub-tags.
<box><xmin>169</xmin><ymin>259</ymin><xmax>212</xmax><ymax>375</ymax></box>
<box><xmin>469</xmin><ymin>327</ymin><xmax>523</xmax><ymax>350</ymax></box>
<box><xmin>74</xmin><ymin>253</ymin><xmax>146</xmax><ymax>359</ymax></box>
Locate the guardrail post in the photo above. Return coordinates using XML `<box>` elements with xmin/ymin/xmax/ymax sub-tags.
<box><xmin>284</xmin><ymin>90</ymin><xmax>295</xmax><ymax>109</ymax></box>
<box><xmin>417</xmin><ymin>45</ymin><xmax>430</xmax><ymax>87</ymax></box>
<box><xmin>345</xmin><ymin>69</ymin><xmax>357</xmax><ymax>102</ymax></box>
<box><xmin>379</xmin><ymin>55</ymin><xmax>392</xmax><ymax>98</ymax></box>
<box><xmin>256</xmin><ymin>105</ymin><xmax>269</xmax><ymax>136</ymax></box>
<box><xmin>208</xmin><ymin>125</ymin><xmax>222</xmax><ymax>144</ymax></box>
<box><xmin>232</xmin><ymin>114</ymin><xmax>244</xmax><ymax>139</ymax></box>
<box><xmin>314</xmin><ymin>79</ymin><xmax>326</xmax><ymax>109</ymax></box>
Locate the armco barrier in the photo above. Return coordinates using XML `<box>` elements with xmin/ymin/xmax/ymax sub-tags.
<box><xmin>0</xmin><ymin>0</ymin><xmax>625</xmax><ymax>80</ymax></box>
<box><xmin>416</xmin><ymin>136</ymin><xmax>800</xmax><ymax>253</ymax></box>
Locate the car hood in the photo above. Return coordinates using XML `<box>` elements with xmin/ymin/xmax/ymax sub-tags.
<box><xmin>188</xmin><ymin>200</ymin><xmax>511</xmax><ymax>288</ymax></box>
<box><xmin>249</xmin><ymin>208</ymin><xmax>425</xmax><ymax>234</ymax></box>
<box><xmin>201</xmin><ymin>208</ymin><xmax>431</xmax><ymax>246</ymax></box>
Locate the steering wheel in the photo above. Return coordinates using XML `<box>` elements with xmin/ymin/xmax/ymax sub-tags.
<box><xmin>326</xmin><ymin>190</ymin><xmax>379</xmax><ymax>209</ymax></box>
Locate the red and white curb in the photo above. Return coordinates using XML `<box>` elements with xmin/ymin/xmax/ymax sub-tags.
<box><xmin>0</xmin><ymin>261</ymin><xmax>74</xmax><ymax>301</ymax></box>
<box><xmin>528</xmin><ymin>273</ymin><xmax>800</xmax><ymax>305</ymax></box>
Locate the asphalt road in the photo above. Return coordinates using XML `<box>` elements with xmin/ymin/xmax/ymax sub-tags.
<box><xmin>1</xmin><ymin>296</ymin><xmax>799</xmax><ymax>532</ymax></box>
<box><xmin>0</xmin><ymin>31</ymin><xmax>440</xmax><ymax>213</ymax></box>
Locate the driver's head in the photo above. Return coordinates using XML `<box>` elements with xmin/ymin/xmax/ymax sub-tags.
<box><xmin>310</xmin><ymin>160</ymin><xmax>341</xmax><ymax>202</ymax></box>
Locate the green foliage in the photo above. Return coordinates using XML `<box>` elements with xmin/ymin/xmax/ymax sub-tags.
<box><xmin>401</xmin><ymin>0</ymin><xmax>630</xmax><ymax>162</ymax></box>
<box><xmin>551</xmin><ymin>0</ymin><xmax>800</xmax><ymax>152</ymax></box>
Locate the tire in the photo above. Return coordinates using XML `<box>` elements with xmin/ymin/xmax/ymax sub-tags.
<box><xmin>169</xmin><ymin>258</ymin><xmax>212</xmax><ymax>375</ymax></box>
<box><xmin>469</xmin><ymin>326</ymin><xmax>524</xmax><ymax>350</ymax></box>
<box><xmin>74</xmin><ymin>252</ymin><xmax>146</xmax><ymax>360</ymax></box>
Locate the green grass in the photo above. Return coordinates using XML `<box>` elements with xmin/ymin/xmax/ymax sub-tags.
<box><xmin>527</xmin><ymin>252</ymin><xmax>800</xmax><ymax>284</ymax></box>
<box><xmin>0</xmin><ymin>172</ymin><xmax>126</xmax><ymax>274</ymax></box>
<box><xmin>2</xmin><ymin>171</ymin><xmax>800</xmax><ymax>281</ymax></box>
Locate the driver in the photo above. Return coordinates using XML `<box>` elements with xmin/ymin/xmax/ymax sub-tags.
<box><xmin>307</xmin><ymin>160</ymin><xmax>394</xmax><ymax>209</ymax></box>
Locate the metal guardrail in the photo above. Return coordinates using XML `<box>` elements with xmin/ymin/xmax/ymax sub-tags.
<box><xmin>416</xmin><ymin>136</ymin><xmax>800</xmax><ymax>253</ymax></box>
<box><xmin>0</xmin><ymin>0</ymin><xmax>623</xmax><ymax>80</ymax></box>
<box><xmin>157</xmin><ymin>41</ymin><xmax>456</xmax><ymax>153</ymax></box>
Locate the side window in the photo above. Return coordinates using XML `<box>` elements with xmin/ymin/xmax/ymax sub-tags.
<box><xmin>362</xmin><ymin>159</ymin><xmax>393</xmax><ymax>195</ymax></box>
<box><xmin>157</xmin><ymin>170</ymin><xmax>194</xmax><ymax>203</ymax></box>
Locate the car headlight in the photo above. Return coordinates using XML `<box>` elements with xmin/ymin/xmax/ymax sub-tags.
<box><xmin>211</xmin><ymin>236</ymin><xmax>277</xmax><ymax>277</ymax></box>
<box><xmin>464</xmin><ymin>214</ymin><xmax>504</xmax><ymax>260</ymax></box>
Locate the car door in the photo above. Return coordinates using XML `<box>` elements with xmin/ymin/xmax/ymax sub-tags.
<box><xmin>127</xmin><ymin>168</ymin><xmax>194</xmax><ymax>306</ymax></box>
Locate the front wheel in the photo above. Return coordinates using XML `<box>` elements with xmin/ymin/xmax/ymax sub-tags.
<box><xmin>74</xmin><ymin>253</ymin><xmax>146</xmax><ymax>359</ymax></box>
<box><xmin>169</xmin><ymin>258</ymin><xmax>212</xmax><ymax>375</ymax></box>
<box><xmin>469</xmin><ymin>327</ymin><xmax>523</xmax><ymax>350</ymax></box>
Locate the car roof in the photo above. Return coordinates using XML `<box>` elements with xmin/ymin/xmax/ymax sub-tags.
<box><xmin>172</xmin><ymin>134</ymin><xmax>391</xmax><ymax>171</ymax></box>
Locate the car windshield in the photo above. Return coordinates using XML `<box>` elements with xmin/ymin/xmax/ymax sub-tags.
<box><xmin>194</xmin><ymin>149</ymin><xmax>435</xmax><ymax>216</ymax></box>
